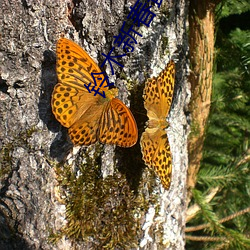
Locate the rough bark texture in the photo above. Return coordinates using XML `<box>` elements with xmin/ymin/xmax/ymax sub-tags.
<box><xmin>187</xmin><ymin>0</ymin><xmax>219</xmax><ymax>203</ymax></box>
<box><xmin>0</xmin><ymin>0</ymin><xmax>189</xmax><ymax>249</ymax></box>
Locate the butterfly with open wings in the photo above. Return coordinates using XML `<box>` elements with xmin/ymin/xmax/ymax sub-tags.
<box><xmin>140</xmin><ymin>60</ymin><xmax>175</xmax><ymax>189</ymax></box>
<box><xmin>51</xmin><ymin>38</ymin><xmax>138</xmax><ymax>147</ymax></box>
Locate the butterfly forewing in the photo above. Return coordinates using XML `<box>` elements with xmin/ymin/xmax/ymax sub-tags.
<box><xmin>52</xmin><ymin>83</ymin><xmax>79</xmax><ymax>127</ymax></box>
<box><xmin>56</xmin><ymin>38</ymin><xmax>105</xmax><ymax>90</ymax></box>
<box><xmin>143</xmin><ymin>60</ymin><xmax>175</xmax><ymax>119</ymax></box>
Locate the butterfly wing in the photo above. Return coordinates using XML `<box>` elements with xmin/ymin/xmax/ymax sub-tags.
<box><xmin>52</xmin><ymin>38</ymin><xmax>105</xmax><ymax>128</ymax></box>
<box><xmin>98</xmin><ymin>98</ymin><xmax>138</xmax><ymax>147</ymax></box>
<box><xmin>141</xmin><ymin>128</ymin><xmax>172</xmax><ymax>190</ymax></box>
<box><xmin>143</xmin><ymin>60</ymin><xmax>175</xmax><ymax>120</ymax></box>
<box><xmin>68</xmin><ymin>101</ymin><xmax>105</xmax><ymax>145</ymax></box>
<box><xmin>56</xmin><ymin>38</ymin><xmax>105</xmax><ymax>90</ymax></box>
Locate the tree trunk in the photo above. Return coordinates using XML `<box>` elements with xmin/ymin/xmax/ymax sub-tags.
<box><xmin>187</xmin><ymin>0</ymin><xmax>220</xmax><ymax>203</ymax></box>
<box><xmin>0</xmin><ymin>0</ymin><xmax>189</xmax><ymax>249</ymax></box>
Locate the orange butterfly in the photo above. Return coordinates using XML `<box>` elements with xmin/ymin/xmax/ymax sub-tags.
<box><xmin>51</xmin><ymin>38</ymin><xmax>138</xmax><ymax>147</ymax></box>
<box><xmin>140</xmin><ymin>61</ymin><xmax>175</xmax><ymax>189</ymax></box>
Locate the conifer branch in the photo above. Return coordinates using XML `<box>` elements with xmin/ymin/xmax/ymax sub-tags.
<box><xmin>186</xmin><ymin>187</ymin><xmax>219</xmax><ymax>222</ymax></box>
<box><xmin>185</xmin><ymin>235</ymin><xmax>227</xmax><ymax>242</ymax></box>
<box><xmin>186</xmin><ymin>206</ymin><xmax>250</xmax><ymax>232</ymax></box>
<box><xmin>236</xmin><ymin>149</ymin><xmax>250</xmax><ymax>168</ymax></box>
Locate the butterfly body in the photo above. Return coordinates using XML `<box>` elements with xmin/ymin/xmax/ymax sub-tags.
<box><xmin>52</xmin><ymin>38</ymin><xmax>138</xmax><ymax>147</ymax></box>
<box><xmin>147</xmin><ymin>117</ymin><xmax>169</xmax><ymax>130</ymax></box>
<box><xmin>140</xmin><ymin>61</ymin><xmax>175</xmax><ymax>190</ymax></box>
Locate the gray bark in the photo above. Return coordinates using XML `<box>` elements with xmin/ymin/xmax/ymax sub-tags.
<box><xmin>0</xmin><ymin>0</ymin><xmax>189</xmax><ymax>249</ymax></box>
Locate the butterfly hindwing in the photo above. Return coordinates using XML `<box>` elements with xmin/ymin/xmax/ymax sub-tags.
<box><xmin>99</xmin><ymin>98</ymin><xmax>138</xmax><ymax>147</ymax></box>
<box><xmin>68</xmin><ymin>105</ymin><xmax>104</xmax><ymax>145</ymax></box>
<box><xmin>141</xmin><ymin>128</ymin><xmax>172</xmax><ymax>190</ymax></box>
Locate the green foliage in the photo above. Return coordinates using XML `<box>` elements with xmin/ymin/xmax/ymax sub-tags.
<box><xmin>192</xmin><ymin>189</ymin><xmax>224</xmax><ymax>233</ymax></box>
<box><xmin>218</xmin><ymin>0</ymin><xmax>250</xmax><ymax>17</ymax></box>
<box><xmin>187</xmin><ymin>1</ymin><xmax>250</xmax><ymax>249</ymax></box>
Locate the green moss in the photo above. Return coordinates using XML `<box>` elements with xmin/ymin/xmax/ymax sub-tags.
<box><xmin>159</xmin><ymin>1</ymin><xmax>171</xmax><ymax>17</ymax></box>
<box><xmin>189</xmin><ymin>120</ymin><xmax>202</xmax><ymax>139</ymax></box>
<box><xmin>51</xmin><ymin>150</ymin><xmax>157</xmax><ymax>248</ymax></box>
<box><xmin>0</xmin><ymin>144</ymin><xmax>13</xmax><ymax>178</ymax></box>
<box><xmin>0</xmin><ymin>126</ymin><xmax>38</xmax><ymax>178</ymax></box>
<box><xmin>25</xmin><ymin>126</ymin><xmax>38</xmax><ymax>138</ymax></box>
<box><xmin>119</xmin><ymin>72</ymin><xmax>139</xmax><ymax>92</ymax></box>
<box><xmin>161</xmin><ymin>36</ymin><xmax>169</xmax><ymax>56</ymax></box>
<box><xmin>119</xmin><ymin>71</ymin><xmax>127</xmax><ymax>81</ymax></box>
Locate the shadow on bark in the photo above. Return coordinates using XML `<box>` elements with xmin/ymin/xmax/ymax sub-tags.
<box><xmin>39</xmin><ymin>50</ymin><xmax>73</xmax><ymax>161</ymax></box>
<box><xmin>116</xmin><ymin>82</ymin><xmax>147</xmax><ymax>191</ymax></box>
<box><xmin>0</xmin><ymin>210</ymin><xmax>32</xmax><ymax>250</ymax></box>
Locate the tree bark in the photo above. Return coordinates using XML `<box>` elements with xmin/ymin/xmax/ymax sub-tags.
<box><xmin>0</xmin><ymin>0</ymin><xmax>189</xmax><ymax>249</ymax></box>
<box><xmin>187</xmin><ymin>0</ymin><xmax>220</xmax><ymax>203</ymax></box>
